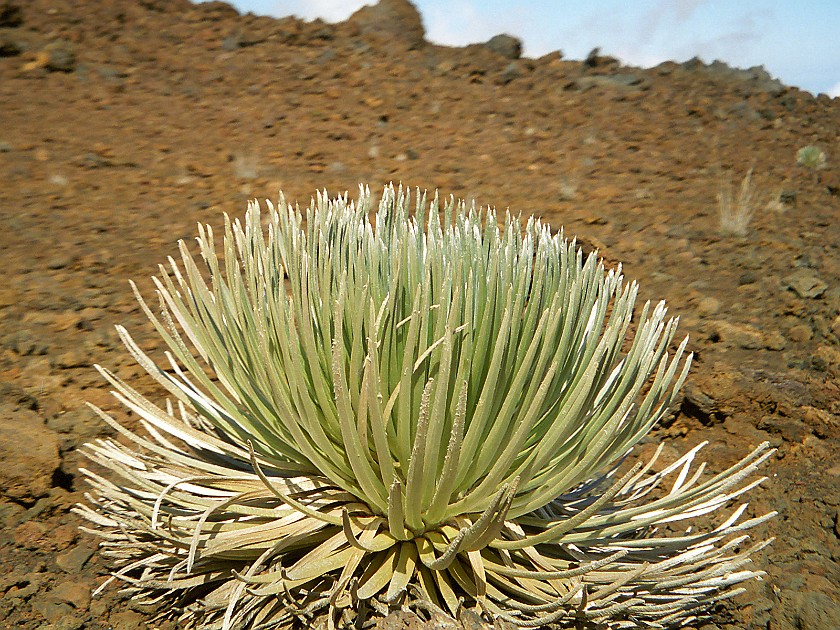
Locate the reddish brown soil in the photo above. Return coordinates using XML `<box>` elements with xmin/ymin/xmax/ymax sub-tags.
<box><xmin>0</xmin><ymin>1</ymin><xmax>838</xmax><ymax>628</ymax></box>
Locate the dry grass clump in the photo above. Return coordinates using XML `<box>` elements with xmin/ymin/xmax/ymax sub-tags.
<box><xmin>718</xmin><ymin>167</ymin><xmax>760</xmax><ymax>237</ymax></box>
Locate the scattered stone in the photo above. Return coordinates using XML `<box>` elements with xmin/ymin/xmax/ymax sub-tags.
<box><xmin>13</xmin><ymin>520</ymin><xmax>47</xmax><ymax>549</ymax></box>
<box><xmin>96</xmin><ymin>64</ymin><xmax>128</xmax><ymax>81</ymax></box>
<box><xmin>346</xmin><ymin>0</ymin><xmax>426</xmax><ymax>50</ymax></box>
<box><xmin>434</xmin><ymin>59</ymin><xmax>455</xmax><ymax>75</ymax></box>
<box><xmin>1</xmin><ymin>571</ymin><xmax>42</xmax><ymax>600</ymax></box>
<box><xmin>697</xmin><ymin>296</ymin><xmax>721</xmax><ymax>317</ymax></box>
<box><xmin>49</xmin><ymin>580</ymin><xmax>92</xmax><ymax>611</ymax></box>
<box><xmin>728</xmin><ymin>100</ymin><xmax>761</xmax><ymax>121</ymax></box>
<box><xmin>49</xmin><ymin>173</ymin><xmax>70</xmax><ymax>187</ymax></box>
<box><xmin>33</xmin><ymin>599</ymin><xmax>75</xmax><ymax>624</ymax></box>
<box><xmin>221</xmin><ymin>34</ymin><xmax>240</xmax><ymax>51</ymax></box>
<box><xmin>568</xmin><ymin>73</ymin><xmax>644</xmax><ymax>91</ymax></box>
<box><xmin>680</xmin><ymin>57</ymin><xmax>786</xmax><ymax>95</ymax></box>
<box><xmin>708</xmin><ymin>320</ymin><xmax>765</xmax><ymax>349</ymax></box>
<box><xmin>0</xmin><ymin>499</ymin><xmax>25</xmax><ymax>527</ymax></box>
<box><xmin>0</xmin><ymin>406</ymin><xmax>61</xmax><ymax>502</ymax></box>
<box><xmin>47</xmin><ymin>405</ymin><xmax>104</xmax><ymax>437</ymax></box>
<box><xmin>79</xmin><ymin>151</ymin><xmax>113</xmax><ymax>168</ymax></box>
<box><xmin>46</xmin><ymin>254</ymin><xmax>76</xmax><ymax>270</ymax></box>
<box><xmin>498</xmin><ymin>61</ymin><xmax>522</xmax><ymax>84</ymax></box>
<box><xmin>750</xmin><ymin>369</ymin><xmax>813</xmax><ymax>407</ymax></box>
<box><xmin>484</xmin><ymin>33</ymin><xmax>521</xmax><ymax>60</ymax></box>
<box><xmin>52</xmin><ymin>523</ymin><xmax>79</xmax><ymax>550</ymax></box>
<box><xmin>772</xmin><ymin>590</ymin><xmax>840</xmax><ymax>630</ymax></box>
<box><xmin>0</xmin><ymin>2</ymin><xmax>23</xmax><ymax>28</ymax></box>
<box><xmin>764</xmin><ymin>332</ymin><xmax>786</xmax><ymax>351</ymax></box>
<box><xmin>22</xmin><ymin>495</ymin><xmax>53</xmax><ymax>521</ymax></box>
<box><xmin>0</xmin><ymin>380</ymin><xmax>38</xmax><ymax>409</ymax></box>
<box><xmin>784</xmin><ymin>270</ymin><xmax>828</xmax><ymax>299</ymax></box>
<box><xmin>221</xmin><ymin>30</ymin><xmax>264</xmax><ymax>51</ymax></box>
<box><xmin>814</xmin><ymin>344</ymin><xmax>840</xmax><ymax>377</ymax></box>
<box><xmin>51</xmin><ymin>348</ymin><xmax>90</xmax><ymax>369</ymax></box>
<box><xmin>109</xmin><ymin>609</ymin><xmax>155</xmax><ymax>630</ymax></box>
<box><xmin>681</xmin><ymin>382</ymin><xmax>719</xmax><ymax>424</ymax></box>
<box><xmin>758</xmin><ymin>415</ymin><xmax>812</xmax><ymax>443</ymax></box>
<box><xmin>827</xmin><ymin>287</ymin><xmax>840</xmax><ymax>315</ymax></box>
<box><xmin>0</xmin><ymin>29</ymin><xmax>23</xmax><ymax>56</ymax></box>
<box><xmin>799</xmin><ymin>405</ymin><xmax>836</xmax><ymax>439</ymax></box>
<box><xmin>779</xmin><ymin>189</ymin><xmax>797</xmax><ymax>205</ymax></box>
<box><xmin>583</xmin><ymin>47</ymin><xmax>617</xmax><ymax>68</ymax></box>
<box><xmin>45</xmin><ymin>616</ymin><xmax>86</xmax><ymax>630</ymax></box>
<box><xmin>311</xmin><ymin>22</ymin><xmax>335</xmax><ymax>41</ymax></box>
<box><xmin>39</xmin><ymin>41</ymin><xmax>77</xmax><ymax>72</ymax></box>
<box><xmin>50</xmin><ymin>403</ymin><xmax>110</xmax><ymax>452</ymax></box>
<box><xmin>793</xmin><ymin>253</ymin><xmax>818</xmax><ymax>269</ymax></box>
<box><xmin>191</xmin><ymin>0</ymin><xmax>239</xmax><ymax>21</ymax></box>
<box><xmin>55</xmin><ymin>543</ymin><xmax>95</xmax><ymax>574</ymax></box>
<box><xmin>812</xmin><ymin>313</ymin><xmax>831</xmax><ymax>338</ymax></box>
<box><xmin>89</xmin><ymin>598</ymin><xmax>110</xmax><ymax>619</ymax></box>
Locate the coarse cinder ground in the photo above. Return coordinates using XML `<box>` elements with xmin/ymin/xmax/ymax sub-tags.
<box><xmin>0</xmin><ymin>0</ymin><xmax>838</xmax><ymax>628</ymax></box>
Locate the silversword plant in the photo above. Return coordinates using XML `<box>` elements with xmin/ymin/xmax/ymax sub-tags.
<box><xmin>795</xmin><ymin>145</ymin><xmax>826</xmax><ymax>170</ymax></box>
<box><xmin>77</xmin><ymin>185</ymin><xmax>774</xmax><ymax>629</ymax></box>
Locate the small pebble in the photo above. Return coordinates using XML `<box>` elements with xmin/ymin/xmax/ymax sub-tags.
<box><xmin>697</xmin><ymin>296</ymin><xmax>721</xmax><ymax>317</ymax></box>
<box><xmin>787</xmin><ymin>324</ymin><xmax>813</xmax><ymax>343</ymax></box>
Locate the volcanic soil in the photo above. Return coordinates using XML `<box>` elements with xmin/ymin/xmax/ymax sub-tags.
<box><xmin>0</xmin><ymin>0</ymin><xmax>838</xmax><ymax>628</ymax></box>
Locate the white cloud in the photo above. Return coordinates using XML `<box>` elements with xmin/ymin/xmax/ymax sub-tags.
<box><xmin>560</xmin><ymin>2</ymin><xmax>771</xmax><ymax>73</ymax></box>
<box><xmin>270</xmin><ymin>0</ymin><xmax>370</xmax><ymax>22</ymax></box>
<box><xmin>828</xmin><ymin>81</ymin><xmax>840</xmax><ymax>98</ymax></box>
<box><xmin>638</xmin><ymin>0</ymin><xmax>712</xmax><ymax>42</ymax></box>
<box><xmin>423</xmin><ymin>1</ymin><xmax>531</xmax><ymax>49</ymax></box>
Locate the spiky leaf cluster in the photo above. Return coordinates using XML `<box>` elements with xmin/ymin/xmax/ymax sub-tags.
<box><xmin>77</xmin><ymin>185</ymin><xmax>774</xmax><ymax>629</ymax></box>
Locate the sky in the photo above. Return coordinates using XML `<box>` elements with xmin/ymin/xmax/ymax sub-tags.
<box><xmin>210</xmin><ymin>1</ymin><xmax>839</xmax><ymax>97</ymax></box>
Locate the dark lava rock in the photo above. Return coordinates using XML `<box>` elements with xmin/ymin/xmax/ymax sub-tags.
<box><xmin>484</xmin><ymin>33</ymin><xmax>521</xmax><ymax>60</ymax></box>
<box><xmin>569</xmin><ymin>73</ymin><xmax>645</xmax><ymax>92</ymax></box>
<box><xmin>583</xmin><ymin>46</ymin><xmax>618</xmax><ymax>68</ymax></box>
<box><xmin>55</xmin><ymin>544</ymin><xmax>95</xmax><ymax>574</ymax></box>
<box><xmin>681</xmin><ymin>382</ymin><xmax>720</xmax><ymax>424</ymax></box>
<box><xmin>0</xmin><ymin>1</ymin><xmax>22</xmax><ymax>28</ymax></box>
<box><xmin>772</xmin><ymin>590</ymin><xmax>840</xmax><ymax>630</ymax></box>
<box><xmin>346</xmin><ymin>0</ymin><xmax>426</xmax><ymax>50</ymax></box>
<box><xmin>498</xmin><ymin>61</ymin><xmax>522</xmax><ymax>84</ymax></box>
<box><xmin>0</xmin><ymin>406</ymin><xmax>61</xmax><ymax>502</ymax></box>
<box><xmin>43</xmin><ymin>41</ymin><xmax>76</xmax><ymax>72</ymax></box>
<box><xmin>191</xmin><ymin>0</ymin><xmax>239</xmax><ymax>21</ymax></box>
<box><xmin>758</xmin><ymin>415</ymin><xmax>812</xmax><ymax>443</ymax></box>
<box><xmin>0</xmin><ymin>27</ymin><xmax>40</xmax><ymax>57</ymax></box>
<box><xmin>784</xmin><ymin>270</ymin><xmax>828</xmax><ymax>299</ymax></box>
<box><xmin>680</xmin><ymin>57</ymin><xmax>786</xmax><ymax>95</ymax></box>
<box><xmin>0</xmin><ymin>29</ymin><xmax>20</xmax><ymax>56</ymax></box>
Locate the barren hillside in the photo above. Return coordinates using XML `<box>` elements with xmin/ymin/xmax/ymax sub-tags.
<box><xmin>0</xmin><ymin>0</ymin><xmax>838</xmax><ymax>628</ymax></box>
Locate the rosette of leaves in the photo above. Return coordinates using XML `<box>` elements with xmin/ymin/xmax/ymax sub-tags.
<box><xmin>76</xmin><ymin>185</ymin><xmax>774</xmax><ymax>629</ymax></box>
<box><xmin>795</xmin><ymin>145</ymin><xmax>826</xmax><ymax>170</ymax></box>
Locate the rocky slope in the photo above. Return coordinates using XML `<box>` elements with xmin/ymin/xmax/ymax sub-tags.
<box><xmin>0</xmin><ymin>0</ymin><xmax>838</xmax><ymax>628</ymax></box>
